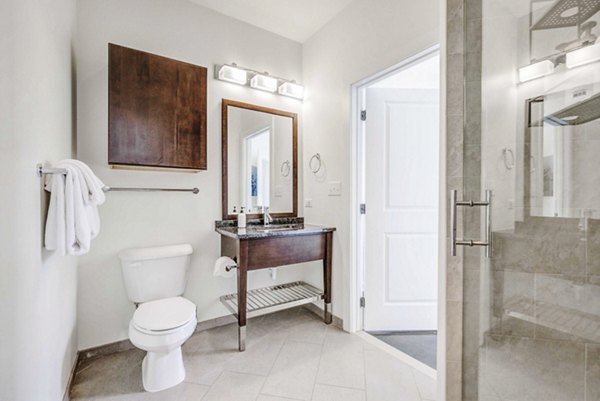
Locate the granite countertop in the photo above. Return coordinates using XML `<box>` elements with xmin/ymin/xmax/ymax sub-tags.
<box><xmin>215</xmin><ymin>217</ymin><xmax>336</xmax><ymax>240</ymax></box>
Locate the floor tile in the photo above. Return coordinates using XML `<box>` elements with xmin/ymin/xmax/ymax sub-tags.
<box><xmin>201</xmin><ymin>371</ymin><xmax>265</xmax><ymax>401</ymax></box>
<box><xmin>256</xmin><ymin>395</ymin><xmax>303</xmax><ymax>401</ymax></box>
<box><xmin>364</xmin><ymin>348</ymin><xmax>422</xmax><ymax>401</ymax></box>
<box><xmin>413</xmin><ymin>370</ymin><xmax>436</xmax><ymax>400</ymax></box>
<box><xmin>261</xmin><ymin>340</ymin><xmax>322</xmax><ymax>401</ymax></box>
<box><xmin>316</xmin><ymin>336</ymin><xmax>365</xmax><ymax>389</ymax></box>
<box><xmin>81</xmin><ymin>381</ymin><xmax>210</xmax><ymax>401</ymax></box>
<box><xmin>311</xmin><ymin>384</ymin><xmax>366</xmax><ymax>401</ymax></box>
<box><xmin>224</xmin><ymin>331</ymin><xmax>286</xmax><ymax>376</ymax></box>
<box><xmin>70</xmin><ymin>307</ymin><xmax>435</xmax><ymax>401</ymax></box>
<box><xmin>285</xmin><ymin>319</ymin><xmax>328</xmax><ymax>344</ymax></box>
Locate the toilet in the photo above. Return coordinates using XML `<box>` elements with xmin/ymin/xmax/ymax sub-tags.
<box><xmin>119</xmin><ymin>244</ymin><xmax>197</xmax><ymax>392</ymax></box>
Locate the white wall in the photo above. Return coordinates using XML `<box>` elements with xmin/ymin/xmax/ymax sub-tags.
<box><xmin>75</xmin><ymin>0</ymin><xmax>312</xmax><ymax>349</ymax></box>
<box><xmin>0</xmin><ymin>0</ymin><xmax>78</xmax><ymax>400</ymax></box>
<box><xmin>302</xmin><ymin>0</ymin><xmax>440</xmax><ymax>326</ymax></box>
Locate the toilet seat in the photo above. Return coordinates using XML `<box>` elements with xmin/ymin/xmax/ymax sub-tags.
<box><xmin>133</xmin><ymin>296</ymin><xmax>196</xmax><ymax>334</ymax></box>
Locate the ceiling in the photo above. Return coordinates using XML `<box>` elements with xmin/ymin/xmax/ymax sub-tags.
<box><xmin>187</xmin><ymin>0</ymin><xmax>354</xmax><ymax>43</ymax></box>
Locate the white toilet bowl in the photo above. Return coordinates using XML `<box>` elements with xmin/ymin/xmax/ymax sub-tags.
<box><xmin>129</xmin><ymin>296</ymin><xmax>197</xmax><ymax>392</ymax></box>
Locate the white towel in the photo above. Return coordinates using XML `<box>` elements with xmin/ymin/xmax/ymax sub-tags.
<box><xmin>44</xmin><ymin>160</ymin><xmax>106</xmax><ymax>256</ymax></box>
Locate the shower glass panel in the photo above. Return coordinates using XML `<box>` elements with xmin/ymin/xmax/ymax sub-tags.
<box><xmin>462</xmin><ymin>0</ymin><xmax>600</xmax><ymax>400</ymax></box>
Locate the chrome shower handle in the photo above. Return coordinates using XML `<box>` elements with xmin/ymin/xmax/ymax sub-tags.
<box><xmin>450</xmin><ymin>189</ymin><xmax>492</xmax><ymax>258</ymax></box>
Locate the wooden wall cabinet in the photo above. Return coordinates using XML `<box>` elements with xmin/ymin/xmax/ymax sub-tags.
<box><xmin>108</xmin><ymin>44</ymin><xmax>207</xmax><ymax>170</ymax></box>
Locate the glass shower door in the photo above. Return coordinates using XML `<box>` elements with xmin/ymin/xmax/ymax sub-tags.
<box><xmin>461</xmin><ymin>0</ymin><xmax>600</xmax><ymax>400</ymax></box>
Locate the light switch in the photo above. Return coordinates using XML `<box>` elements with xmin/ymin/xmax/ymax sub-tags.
<box><xmin>305</xmin><ymin>198</ymin><xmax>313</xmax><ymax>208</ymax></box>
<box><xmin>328</xmin><ymin>181</ymin><xmax>342</xmax><ymax>196</ymax></box>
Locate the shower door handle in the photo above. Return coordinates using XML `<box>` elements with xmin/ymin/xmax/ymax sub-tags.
<box><xmin>450</xmin><ymin>189</ymin><xmax>492</xmax><ymax>258</ymax></box>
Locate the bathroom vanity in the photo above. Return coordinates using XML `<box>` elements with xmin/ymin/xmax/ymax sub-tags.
<box><xmin>215</xmin><ymin>218</ymin><xmax>335</xmax><ymax>351</ymax></box>
<box><xmin>218</xmin><ymin>99</ymin><xmax>335</xmax><ymax>351</ymax></box>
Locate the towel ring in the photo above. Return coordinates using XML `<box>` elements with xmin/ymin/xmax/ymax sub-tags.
<box><xmin>280</xmin><ymin>160</ymin><xmax>291</xmax><ymax>177</ymax></box>
<box><xmin>502</xmin><ymin>148</ymin><xmax>515</xmax><ymax>170</ymax></box>
<box><xmin>309</xmin><ymin>153</ymin><xmax>322</xmax><ymax>174</ymax></box>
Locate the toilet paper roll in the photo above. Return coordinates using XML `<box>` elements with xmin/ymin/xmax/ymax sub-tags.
<box><xmin>213</xmin><ymin>256</ymin><xmax>237</xmax><ymax>278</ymax></box>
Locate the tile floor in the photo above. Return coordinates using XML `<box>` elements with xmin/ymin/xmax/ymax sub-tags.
<box><xmin>70</xmin><ymin>307</ymin><xmax>436</xmax><ymax>401</ymax></box>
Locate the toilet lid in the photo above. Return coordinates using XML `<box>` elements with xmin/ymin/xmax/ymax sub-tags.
<box><xmin>133</xmin><ymin>297</ymin><xmax>196</xmax><ymax>332</ymax></box>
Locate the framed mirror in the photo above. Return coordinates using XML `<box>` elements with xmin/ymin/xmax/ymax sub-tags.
<box><xmin>221</xmin><ymin>99</ymin><xmax>298</xmax><ymax>220</ymax></box>
<box><xmin>525</xmin><ymin>85</ymin><xmax>600</xmax><ymax>219</ymax></box>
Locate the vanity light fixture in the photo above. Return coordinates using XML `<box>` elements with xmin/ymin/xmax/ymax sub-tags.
<box><xmin>518</xmin><ymin>59</ymin><xmax>555</xmax><ymax>83</ymax></box>
<box><xmin>566</xmin><ymin>42</ymin><xmax>600</xmax><ymax>68</ymax></box>
<box><xmin>250</xmin><ymin>73</ymin><xmax>278</xmax><ymax>92</ymax></box>
<box><xmin>217</xmin><ymin>64</ymin><xmax>247</xmax><ymax>85</ymax></box>
<box><xmin>278</xmin><ymin>81</ymin><xmax>304</xmax><ymax>99</ymax></box>
<box><xmin>215</xmin><ymin>62</ymin><xmax>304</xmax><ymax>100</ymax></box>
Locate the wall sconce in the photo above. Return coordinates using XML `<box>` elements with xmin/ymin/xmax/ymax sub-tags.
<box><xmin>518</xmin><ymin>42</ymin><xmax>600</xmax><ymax>83</ymax></box>
<box><xmin>566</xmin><ymin>42</ymin><xmax>600</xmax><ymax>68</ymax></box>
<box><xmin>278</xmin><ymin>81</ymin><xmax>304</xmax><ymax>99</ymax></box>
<box><xmin>215</xmin><ymin>63</ymin><xmax>304</xmax><ymax>100</ymax></box>
<box><xmin>250</xmin><ymin>74</ymin><xmax>278</xmax><ymax>92</ymax></box>
<box><xmin>518</xmin><ymin>59</ymin><xmax>555</xmax><ymax>83</ymax></box>
<box><xmin>217</xmin><ymin>64</ymin><xmax>247</xmax><ymax>85</ymax></box>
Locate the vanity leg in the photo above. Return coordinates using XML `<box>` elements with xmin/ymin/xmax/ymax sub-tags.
<box><xmin>323</xmin><ymin>232</ymin><xmax>333</xmax><ymax>324</ymax></box>
<box><xmin>238</xmin><ymin>325</ymin><xmax>246</xmax><ymax>351</ymax></box>
<box><xmin>237</xmin><ymin>241</ymin><xmax>248</xmax><ymax>351</ymax></box>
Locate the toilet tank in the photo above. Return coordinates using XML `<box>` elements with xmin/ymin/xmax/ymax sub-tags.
<box><xmin>119</xmin><ymin>244</ymin><xmax>193</xmax><ymax>303</ymax></box>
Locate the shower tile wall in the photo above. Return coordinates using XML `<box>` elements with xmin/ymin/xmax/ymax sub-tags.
<box><xmin>487</xmin><ymin>217</ymin><xmax>600</xmax><ymax>401</ymax></box>
<box><xmin>445</xmin><ymin>0</ymin><xmax>483</xmax><ymax>399</ymax></box>
<box><xmin>445</xmin><ymin>0</ymin><xmax>466</xmax><ymax>399</ymax></box>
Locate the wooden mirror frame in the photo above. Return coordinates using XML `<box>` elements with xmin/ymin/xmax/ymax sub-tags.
<box><xmin>221</xmin><ymin>99</ymin><xmax>298</xmax><ymax>220</ymax></box>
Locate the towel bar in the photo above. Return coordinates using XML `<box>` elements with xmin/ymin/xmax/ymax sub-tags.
<box><xmin>37</xmin><ymin>164</ymin><xmax>200</xmax><ymax>194</ymax></box>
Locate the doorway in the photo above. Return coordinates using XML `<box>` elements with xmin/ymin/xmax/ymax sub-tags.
<box><xmin>352</xmin><ymin>47</ymin><xmax>440</xmax><ymax>370</ymax></box>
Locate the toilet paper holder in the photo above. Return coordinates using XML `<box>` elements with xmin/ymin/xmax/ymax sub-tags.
<box><xmin>225</xmin><ymin>257</ymin><xmax>238</xmax><ymax>272</ymax></box>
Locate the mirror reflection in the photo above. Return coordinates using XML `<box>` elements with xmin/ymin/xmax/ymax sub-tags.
<box><xmin>226</xmin><ymin>104</ymin><xmax>295</xmax><ymax>216</ymax></box>
<box><xmin>528</xmin><ymin>85</ymin><xmax>600</xmax><ymax>218</ymax></box>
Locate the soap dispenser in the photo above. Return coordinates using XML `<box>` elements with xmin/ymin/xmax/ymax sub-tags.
<box><xmin>238</xmin><ymin>207</ymin><xmax>246</xmax><ymax>228</ymax></box>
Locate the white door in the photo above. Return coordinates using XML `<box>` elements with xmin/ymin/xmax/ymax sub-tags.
<box><xmin>363</xmin><ymin>84</ymin><xmax>439</xmax><ymax>331</ymax></box>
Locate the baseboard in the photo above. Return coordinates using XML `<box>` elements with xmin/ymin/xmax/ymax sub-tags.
<box><xmin>77</xmin><ymin>304</ymin><xmax>341</xmax><ymax>365</ymax></box>
<box><xmin>304</xmin><ymin>302</ymin><xmax>343</xmax><ymax>328</ymax></box>
<box><xmin>62</xmin><ymin>351</ymin><xmax>79</xmax><ymax>401</ymax></box>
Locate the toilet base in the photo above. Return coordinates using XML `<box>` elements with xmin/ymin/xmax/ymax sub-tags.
<box><xmin>141</xmin><ymin>347</ymin><xmax>185</xmax><ymax>392</ymax></box>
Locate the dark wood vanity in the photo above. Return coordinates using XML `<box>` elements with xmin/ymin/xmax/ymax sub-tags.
<box><xmin>216</xmin><ymin>220</ymin><xmax>335</xmax><ymax>351</ymax></box>
<box><xmin>218</xmin><ymin>99</ymin><xmax>335</xmax><ymax>351</ymax></box>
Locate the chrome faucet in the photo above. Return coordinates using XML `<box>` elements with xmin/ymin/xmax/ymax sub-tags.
<box><xmin>263</xmin><ymin>206</ymin><xmax>273</xmax><ymax>226</ymax></box>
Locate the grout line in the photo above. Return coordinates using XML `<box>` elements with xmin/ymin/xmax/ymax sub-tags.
<box><xmin>309</xmin><ymin>336</ymin><xmax>327</xmax><ymax>401</ymax></box>
<box><xmin>313</xmin><ymin>382</ymin><xmax>368</xmax><ymax>392</ymax></box>
<box><xmin>199</xmin><ymin>367</ymin><xmax>230</xmax><ymax>401</ymax></box>
<box><xmin>257</xmin><ymin>327</ymin><xmax>288</xmax><ymax>397</ymax></box>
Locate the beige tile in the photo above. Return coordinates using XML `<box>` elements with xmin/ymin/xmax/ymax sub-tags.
<box><xmin>183</xmin><ymin>346</ymin><xmax>237</xmax><ymax>386</ymax></box>
<box><xmin>413</xmin><ymin>370</ymin><xmax>436</xmax><ymax>400</ymax></box>
<box><xmin>202</xmin><ymin>371</ymin><xmax>265</xmax><ymax>401</ymax></box>
<box><xmin>257</xmin><ymin>395</ymin><xmax>302</xmax><ymax>401</ymax></box>
<box><xmin>482</xmin><ymin>335</ymin><xmax>585</xmax><ymax>401</ymax></box>
<box><xmin>224</xmin><ymin>331</ymin><xmax>286</xmax><ymax>376</ymax></box>
<box><xmin>311</xmin><ymin>384</ymin><xmax>366</xmax><ymax>401</ymax></box>
<box><xmin>316</xmin><ymin>335</ymin><xmax>365</xmax><ymax>389</ymax></box>
<box><xmin>83</xmin><ymin>381</ymin><xmax>210</xmax><ymax>401</ymax></box>
<box><xmin>364</xmin><ymin>349</ymin><xmax>421</xmax><ymax>401</ymax></box>
<box><xmin>586</xmin><ymin>343</ymin><xmax>600</xmax><ymax>401</ymax></box>
<box><xmin>445</xmin><ymin>360</ymin><xmax>462</xmax><ymax>401</ymax></box>
<box><xmin>285</xmin><ymin>318</ymin><xmax>328</xmax><ymax>344</ymax></box>
<box><xmin>261</xmin><ymin>340</ymin><xmax>322</xmax><ymax>401</ymax></box>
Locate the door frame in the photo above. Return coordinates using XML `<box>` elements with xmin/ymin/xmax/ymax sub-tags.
<box><xmin>348</xmin><ymin>44</ymin><xmax>443</xmax><ymax>378</ymax></box>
